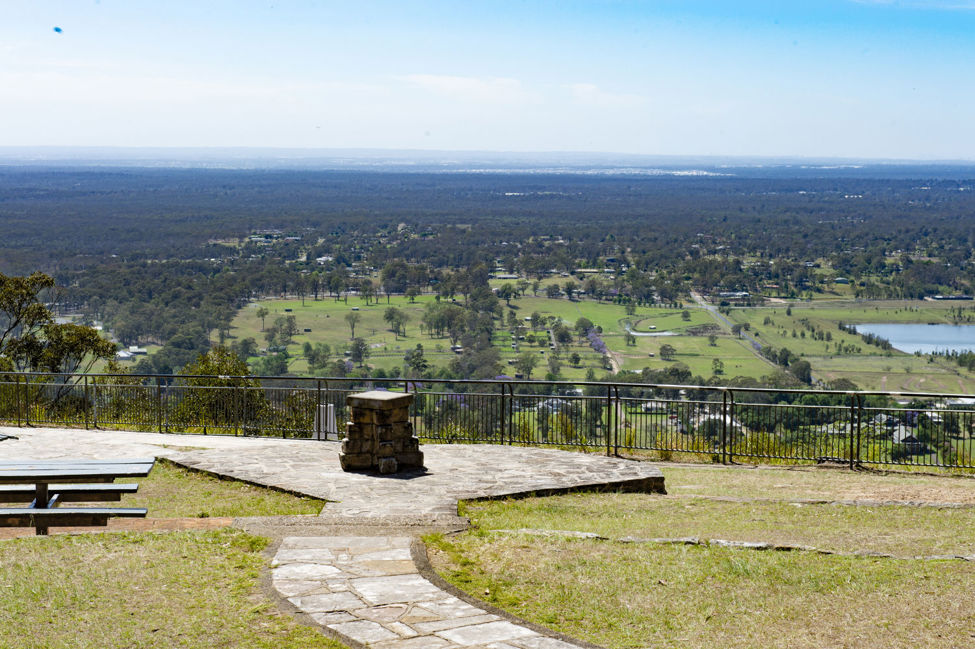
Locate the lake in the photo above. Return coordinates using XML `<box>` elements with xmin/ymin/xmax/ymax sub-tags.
<box><xmin>854</xmin><ymin>323</ymin><xmax>975</xmax><ymax>355</ymax></box>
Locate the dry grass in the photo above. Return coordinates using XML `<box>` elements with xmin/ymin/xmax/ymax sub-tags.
<box><xmin>659</xmin><ymin>463</ymin><xmax>975</xmax><ymax>504</ymax></box>
<box><xmin>0</xmin><ymin>529</ymin><xmax>345</xmax><ymax>649</ymax></box>
<box><xmin>428</xmin><ymin>534</ymin><xmax>975</xmax><ymax>649</ymax></box>
<box><xmin>461</xmin><ymin>492</ymin><xmax>975</xmax><ymax>557</ymax></box>
<box><xmin>428</xmin><ymin>463</ymin><xmax>975</xmax><ymax>649</ymax></box>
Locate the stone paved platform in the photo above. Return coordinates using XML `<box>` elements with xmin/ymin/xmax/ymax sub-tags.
<box><xmin>163</xmin><ymin>440</ymin><xmax>665</xmax><ymax>526</ymax></box>
<box><xmin>1</xmin><ymin>426</ymin><xmax>663</xmax><ymax>648</ymax></box>
<box><xmin>273</xmin><ymin>535</ymin><xmax>586</xmax><ymax>648</ymax></box>
<box><xmin>0</xmin><ymin>427</ymin><xmax>665</xmax><ymax>526</ymax></box>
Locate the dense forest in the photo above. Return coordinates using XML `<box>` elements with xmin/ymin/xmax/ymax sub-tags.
<box><xmin>2</xmin><ymin>165</ymin><xmax>975</xmax><ymax>378</ymax></box>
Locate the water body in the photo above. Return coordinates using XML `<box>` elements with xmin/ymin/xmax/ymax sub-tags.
<box><xmin>854</xmin><ymin>323</ymin><xmax>975</xmax><ymax>355</ymax></box>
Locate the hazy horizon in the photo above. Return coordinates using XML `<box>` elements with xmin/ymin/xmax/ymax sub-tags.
<box><xmin>5</xmin><ymin>2</ymin><xmax>975</xmax><ymax>160</ymax></box>
<box><xmin>3</xmin><ymin>146</ymin><xmax>975</xmax><ymax>169</ymax></box>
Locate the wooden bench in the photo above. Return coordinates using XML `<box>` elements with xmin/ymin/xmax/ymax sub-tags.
<box><xmin>0</xmin><ymin>458</ymin><xmax>154</xmax><ymax>535</ymax></box>
<box><xmin>0</xmin><ymin>483</ymin><xmax>140</xmax><ymax>503</ymax></box>
<box><xmin>0</xmin><ymin>507</ymin><xmax>149</xmax><ymax>529</ymax></box>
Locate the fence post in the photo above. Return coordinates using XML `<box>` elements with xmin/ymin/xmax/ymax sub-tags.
<box><xmin>852</xmin><ymin>394</ymin><xmax>862</xmax><ymax>470</ymax></box>
<box><xmin>614</xmin><ymin>386</ymin><xmax>621</xmax><ymax>456</ymax></box>
<box><xmin>23</xmin><ymin>374</ymin><xmax>30</xmax><ymax>426</ymax></box>
<box><xmin>83</xmin><ymin>376</ymin><xmax>90</xmax><ymax>430</ymax></box>
<box><xmin>92</xmin><ymin>379</ymin><xmax>98</xmax><ymax>428</ymax></box>
<box><xmin>510</xmin><ymin>384</ymin><xmax>517</xmax><ymax>445</ymax></box>
<box><xmin>156</xmin><ymin>377</ymin><xmax>163</xmax><ymax>434</ymax></box>
<box><xmin>499</xmin><ymin>383</ymin><xmax>506</xmax><ymax>445</ymax></box>
<box><xmin>728</xmin><ymin>390</ymin><xmax>736</xmax><ymax>465</ymax></box>
<box><xmin>605</xmin><ymin>384</ymin><xmax>612</xmax><ymax>456</ymax></box>
<box><xmin>312</xmin><ymin>379</ymin><xmax>321</xmax><ymax>439</ymax></box>
<box><xmin>721</xmin><ymin>390</ymin><xmax>728</xmax><ymax>464</ymax></box>
<box><xmin>14</xmin><ymin>375</ymin><xmax>22</xmax><ymax>426</ymax></box>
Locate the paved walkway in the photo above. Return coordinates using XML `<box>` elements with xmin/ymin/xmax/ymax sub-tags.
<box><xmin>1</xmin><ymin>426</ymin><xmax>664</xmax><ymax>648</ymax></box>
<box><xmin>273</xmin><ymin>536</ymin><xmax>585</xmax><ymax>648</ymax></box>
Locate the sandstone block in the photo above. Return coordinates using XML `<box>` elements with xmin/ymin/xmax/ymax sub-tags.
<box><xmin>346</xmin><ymin>391</ymin><xmax>413</xmax><ymax>411</ymax></box>
<box><xmin>340</xmin><ymin>391</ymin><xmax>423</xmax><ymax>473</ymax></box>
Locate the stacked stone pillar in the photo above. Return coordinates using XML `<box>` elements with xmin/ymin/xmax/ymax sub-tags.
<box><xmin>339</xmin><ymin>391</ymin><xmax>424</xmax><ymax>474</ymax></box>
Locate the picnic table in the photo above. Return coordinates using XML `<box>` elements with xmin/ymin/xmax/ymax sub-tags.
<box><xmin>0</xmin><ymin>458</ymin><xmax>154</xmax><ymax>536</ymax></box>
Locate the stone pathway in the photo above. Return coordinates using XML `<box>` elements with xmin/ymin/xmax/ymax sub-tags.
<box><xmin>273</xmin><ymin>536</ymin><xmax>584</xmax><ymax>648</ymax></box>
<box><xmin>1</xmin><ymin>426</ymin><xmax>664</xmax><ymax>648</ymax></box>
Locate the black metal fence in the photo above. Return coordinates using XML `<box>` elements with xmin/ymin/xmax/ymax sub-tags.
<box><xmin>1</xmin><ymin>372</ymin><xmax>973</xmax><ymax>470</ymax></box>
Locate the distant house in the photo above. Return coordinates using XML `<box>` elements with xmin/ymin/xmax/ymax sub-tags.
<box><xmin>872</xmin><ymin>414</ymin><xmax>897</xmax><ymax>428</ymax></box>
<box><xmin>891</xmin><ymin>425</ymin><xmax>925</xmax><ymax>453</ymax></box>
<box><xmin>115</xmin><ymin>350</ymin><xmax>133</xmax><ymax>360</ymax></box>
<box><xmin>694</xmin><ymin>414</ymin><xmax>743</xmax><ymax>433</ymax></box>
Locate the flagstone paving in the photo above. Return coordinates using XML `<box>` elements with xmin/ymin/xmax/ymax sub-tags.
<box><xmin>2</xmin><ymin>425</ymin><xmax>663</xmax><ymax>648</ymax></box>
<box><xmin>272</xmin><ymin>535</ymin><xmax>587</xmax><ymax>649</ymax></box>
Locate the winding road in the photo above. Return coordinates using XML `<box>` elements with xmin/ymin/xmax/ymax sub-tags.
<box><xmin>690</xmin><ymin>291</ymin><xmax>763</xmax><ymax>351</ymax></box>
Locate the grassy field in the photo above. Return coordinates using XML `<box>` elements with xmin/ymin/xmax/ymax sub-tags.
<box><xmin>0</xmin><ymin>463</ymin><xmax>341</xmax><ymax>649</ymax></box>
<box><xmin>618</xmin><ymin>334</ymin><xmax>772</xmax><ymax>378</ymax></box>
<box><xmin>224</xmin><ymin>293</ymin><xmax>975</xmax><ymax>392</ymax></box>
<box><xmin>428</xmin><ymin>464</ymin><xmax>975</xmax><ymax>649</ymax></box>
<box><xmin>228</xmin><ymin>295</ymin><xmax>743</xmax><ymax>381</ymax></box>
<box><xmin>725</xmin><ymin>301</ymin><xmax>975</xmax><ymax>392</ymax></box>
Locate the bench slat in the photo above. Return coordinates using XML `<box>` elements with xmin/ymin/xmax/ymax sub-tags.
<box><xmin>0</xmin><ymin>483</ymin><xmax>139</xmax><ymax>503</ymax></box>
<box><xmin>0</xmin><ymin>507</ymin><xmax>148</xmax><ymax>529</ymax></box>
<box><xmin>0</xmin><ymin>458</ymin><xmax>156</xmax><ymax>467</ymax></box>
<box><xmin>0</xmin><ymin>468</ymin><xmax>153</xmax><ymax>484</ymax></box>
<box><xmin>0</xmin><ymin>507</ymin><xmax>148</xmax><ymax>516</ymax></box>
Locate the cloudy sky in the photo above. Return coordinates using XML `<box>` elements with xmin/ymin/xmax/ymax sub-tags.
<box><xmin>3</xmin><ymin>1</ymin><xmax>975</xmax><ymax>159</ymax></box>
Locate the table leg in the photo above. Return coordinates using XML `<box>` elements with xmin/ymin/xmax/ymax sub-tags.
<box><xmin>33</xmin><ymin>483</ymin><xmax>49</xmax><ymax>536</ymax></box>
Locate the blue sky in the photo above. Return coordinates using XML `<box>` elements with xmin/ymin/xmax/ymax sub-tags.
<box><xmin>3</xmin><ymin>1</ymin><xmax>975</xmax><ymax>159</ymax></box>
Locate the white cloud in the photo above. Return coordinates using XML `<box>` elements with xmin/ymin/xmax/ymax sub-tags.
<box><xmin>398</xmin><ymin>74</ymin><xmax>532</xmax><ymax>104</ymax></box>
<box><xmin>566</xmin><ymin>83</ymin><xmax>648</xmax><ymax>109</ymax></box>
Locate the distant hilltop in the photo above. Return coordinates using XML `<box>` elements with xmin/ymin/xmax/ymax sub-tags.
<box><xmin>2</xmin><ymin>147</ymin><xmax>975</xmax><ymax>179</ymax></box>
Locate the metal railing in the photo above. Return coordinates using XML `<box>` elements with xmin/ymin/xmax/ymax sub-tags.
<box><xmin>1</xmin><ymin>372</ymin><xmax>973</xmax><ymax>470</ymax></box>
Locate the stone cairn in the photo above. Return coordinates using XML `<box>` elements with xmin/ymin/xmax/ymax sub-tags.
<box><xmin>339</xmin><ymin>390</ymin><xmax>424</xmax><ymax>474</ymax></box>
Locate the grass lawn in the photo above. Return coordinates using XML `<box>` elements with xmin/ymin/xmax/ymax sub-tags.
<box><xmin>811</xmin><ymin>354</ymin><xmax>975</xmax><ymax>393</ymax></box>
<box><xmin>0</xmin><ymin>530</ymin><xmax>345</xmax><ymax>649</ymax></box>
<box><xmin>618</xmin><ymin>335</ymin><xmax>772</xmax><ymax>379</ymax></box>
<box><xmin>659</xmin><ymin>464</ymin><xmax>975</xmax><ymax>503</ymax></box>
<box><xmin>458</xmin><ymin>491</ymin><xmax>975</xmax><ymax>557</ymax></box>
<box><xmin>125</xmin><ymin>458</ymin><xmax>325</xmax><ymax>518</ymax></box>
<box><xmin>427</xmin><ymin>464</ymin><xmax>975</xmax><ymax>649</ymax></box>
<box><xmin>0</xmin><ymin>463</ymin><xmax>341</xmax><ymax>649</ymax></box>
<box><xmin>429</xmin><ymin>535</ymin><xmax>975</xmax><ymax>649</ymax></box>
